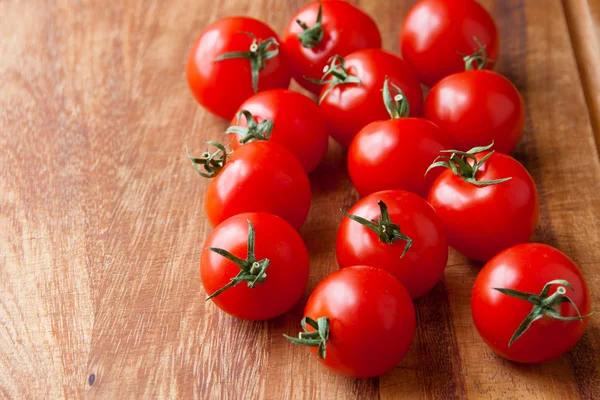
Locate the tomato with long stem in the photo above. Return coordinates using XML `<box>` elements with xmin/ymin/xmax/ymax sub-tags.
<box><xmin>284</xmin><ymin>266</ymin><xmax>415</xmax><ymax>378</ymax></box>
<box><xmin>201</xmin><ymin>213</ymin><xmax>309</xmax><ymax>320</ymax></box>
<box><xmin>282</xmin><ymin>0</ymin><xmax>381</xmax><ymax>94</ymax></box>
<box><xmin>427</xmin><ymin>142</ymin><xmax>539</xmax><ymax>261</ymax></box>
<box><xmin>472</xmin><ymin>243</ymin><xmax>593</xmax><ymax>363</ymax></box>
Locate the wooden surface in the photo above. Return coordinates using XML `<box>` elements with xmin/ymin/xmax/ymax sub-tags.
<box><xmin>1</xmin><ymin>0</ymin><xmax>600</xmax><ymax>398</ymax></box>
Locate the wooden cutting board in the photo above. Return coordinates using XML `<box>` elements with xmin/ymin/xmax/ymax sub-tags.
<box><xmin>1</xmin><ymin>0</ymin><xmax>599</xmax><ymax>398</ymax></box>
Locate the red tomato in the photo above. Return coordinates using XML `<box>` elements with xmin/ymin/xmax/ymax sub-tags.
<box><xmin>399</xmin><ymin>0</ymin><xmax>499</xmax><ymax>87</ymax></box>
<box><xmin>425</xmin><ymin>70</ymin><xmax>525</xmax><ymax>154</ymax></box>
<box><xmin>201</xmin><ymin>212</ymin><xmax>309</xmax><ymax>320</ymax></box>
<box><xmin>188</xmin><ymin>141</ymin><xmax>311</xmax><ymax>229</ymax></box>
<box><xmin>472</xmin><ymin>243</ymin><xmax>593</xmax><ymax>363</ymax></box>
<box><xmin>187</xmin><ymin>17</ymin><xmax>291</xmax><ymax>120</ymax></box>
<box><xmin>282</xmin><ymin>0</ymin><xmax>381</xmax><ymax>94</ymax></box>
<box><xmin>285</xmin><ymin>266</ymin><xmax>415</xmax><ymax>378</ymax></box>
<box><xmin>336</xmin><ymin>190</ymin><xmax>448</xmax><ymax>298</ymax></box>
<box><xmin>317</xmin><ymin>49</ymin><xmax>423</xmax><ymax>148</ymax></box>
<box><xmin>227</xmin><ymin>89</ymin><xmax>328</xmax><ymax>173</ymax></box>
<box><xmin>427</xmin><ymin>144</ymin><xmax>539</xmax><ymax>261</ymax></box>
<box><xmin>348</xmin><ymin>116</ymin><xmax>450</xmax><ymax>198</ymax></box>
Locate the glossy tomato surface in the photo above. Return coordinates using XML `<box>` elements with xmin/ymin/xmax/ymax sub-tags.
<box><xmin>228</xmin><ymin>89</ymin><xmax>328</xmax><ymax>173</ymax></box>
<box><xmin>187</xmin><ymin>17</ymin><xmax>291</xmax><ymax>119</ymax></box>
<box><xmin>336</xmin><ymin>191</ymin><xmax>448</xmax><ymax>298</ymax></box>
<box><xmin>425</xmin><ymin>70</ymin><xmax>525</xmax><ymax>154</ymax></box>
<box><xmin>399</xmin><ymin>0</ymin><xmax>499</xmax><ymax>87</ymax></box>
<box><xmin>282</xmin><ymin>0</ymin><xmax>381</xmax><ymax>94</ymax></box>
<box><xmin>319</xmin><ymin>49</ymin><xmax>423</xmax><ymax>148</ymax></box>
<box><xmin>472</xmin><ymin>243</ymin><xmax>591</xmax><ymax>363</ymax></box>
<box><xmin>205</xmin><ymin>141</ymin><xmax>311</xmax><ymax>229</ymax></box>
<box><xmin>348</xmin><ymin>118</ymin><xmax>450</xmax><ymax>198</ymax></box>
<box><xmin>201</xmin><ymin>213</ymin><xmax>309</xmax><ymax>320</ymax></box>
<box><xmin>303</xmin><ymin>266</ymin><xmax>415</xmax><ymax>377</ymax></box>
<box><xmin>428</xmin><ymin>151</ymin><xmax>538</xmax><ymax>261</ymax></box>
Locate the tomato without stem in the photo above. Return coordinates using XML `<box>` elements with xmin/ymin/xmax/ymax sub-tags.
<box><xmin>472</xmin><ymin>243</ymin><xmax>592</xmax><ymax>363</ymax></box>
<box><xmin>227</xmin><ymin>89</ymin><xmax>328</xmax><ymax>173</ymax></box>
<box><xmin>201</xmin><ymin>213</ymin><xmax>309</xmax><ymax>320</ymax></box>
<box><xmin>282</xmin><ymin>0</ymin><xmax>381</xmax><ymax>94</ymax></box>
<box><xmin>399</xmin><ymin>0</ymin><xmax>499</xmax><ymax>87</ymax></box>
<box><xmin>285</xmin><ymin>266</ymin><xmax>415</xmax><ymax>378</ymax></box>
<box><xmin>188</xmin><ymin>141</ymin><xmax>311</xmax><ymax>229</ymax></box>
<box><xmin>316</xmin><ymin>49</ymin><xmax>423</xmax><ymax>148</ymax></box>
<box><xmin>187</xmin><ymin>17</ymin><xmax>291</xmax><ymax>119</ymax></box>
<box><xmin>425</xmin><ymin>70</ymin><xmax>525</xmax><ymax>154</ymax></box>
<box><xmin>337</xmin><ymin>190</ymin><xmax>448</xmax><ymax>298</ymax></box>
<box><xmin>427</xmin><ymin>144</ymin><xmax>539</xmax><ymax>262</ymax></box>
<box><xmin>348</xmin><ymin>79</ymin><xmax>449</xmax><ymax>197</ymax></box>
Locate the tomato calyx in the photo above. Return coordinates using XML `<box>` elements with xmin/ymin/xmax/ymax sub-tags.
<box><xmin>425</xmin><ymin>142</ymin><xmax>512</xmax><ymax>186</ymax></box>
<box><xmin>205</xmin><ymin>219</ymin><xmax>270</xmax><ymax>300</ymax></box>
<box><xmin>214</xmin><ymin>32</ymin><xmax>280</xmax><ymax>93</ymax></box>
<box><xmin>306</xmin><ymin>55</ymin><xmax>361</xmax><ymax>104</ymax></box>
<box><xmin>226</xmin><ymin>110</ymin><xmax>274</xmax><ymax>144</ymax></box>
<box><xmin>382</xmin><ymin>77</ymin><xmax>410</xmax><ymax>119</ymax></box>
<box><xmin>462</xmin><ymin>37</ymin><xmax>490</xmax><ymax>71</ymax></box>
<box><xmin>187</xmin><ymin>141</ymin><xmax>230</xmax><ymax>178</ymax></box>
<box><xmin>494</xmin><ymin>279</ymin><xmax>595</xmax><ymax>347</ymax></box>
<box><xmin>295</xmin><ymin>1</ymin><xmax>325</xmax><ymax>49</ymax></box>
<box><xmin>283</xmin><ymin>316</ymin><xmax>330</xmax><ymax>359</ymax></box>
<box><xmin>343</xmin><ymin>200</ymin><xmax>412</xmax><ymax>257</ymax></box>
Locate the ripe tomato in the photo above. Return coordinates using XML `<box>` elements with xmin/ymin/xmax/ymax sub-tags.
<box><xmin>399</xmin><ymin>0</ymin><xmax>499</xmax><ymax>87</ymax></box>
<box><xmin>316</xmin><ymin>49</ymin><xmax>423</xmax><ymax>148</ymax></box>
<box><xmin>188</xmin><ymin>141</ymin><xmax>311</xmax><ymax>229</ymax></box>
<box><xmin>348</xmin><ymin>79</ymin><xmax>450</xmax><ymax>197</ymax></box>
<box><xmin>336</xmin><ymin>190</ymin><xmax>448</xmax><ymax>298</ymax></box>
<box><xmin>227</xmin><ymin>89</ymin><xmax>328</xmax><ymax>173</ymax></box>
<box><xmin>282</xmin><ymin>0</ymin><xmax>381</xmax><ymax>94</ymax></box>
<box><xmin>427</xmin><ymin>143</ymin><xmax>539</xmax><ymax>262</ymax></box>
<box><xmin>472</xmin><ymin>243</ymin><xmax>593</xmax><ymax>363</ymax></box>
<box><xmin>425</xmin><ymin>69</ymin><xmax>525</xmax><ymax>155</ymax></box>
<box><xmin>187</xmin><ymin>17</ymin><xmax>291</xmax><ymax>120</ymax></box>
<box><xmin>285</xmin><ymin>266</ymin><xmax>415</xmax><ymax>378</ymax></box>
<box><xmin>201</xmin><ymin>213</ymin><xmax>309</xmax><ymax>320</ymax></box>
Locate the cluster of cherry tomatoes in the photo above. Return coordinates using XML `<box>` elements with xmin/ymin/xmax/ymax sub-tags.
<box><xmin>186</xmin><ymin>0</ymin><xmax>593</xmax><ymax>379</ymax></box>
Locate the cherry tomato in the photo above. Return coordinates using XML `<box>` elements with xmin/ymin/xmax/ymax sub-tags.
<box><xmin>316</xmin><ymin>49</ymin><xmax>423</xmax><ymax>148</ymax></box>
<box><xmin>227</xmin><ymin>89</ymin><xmax>328</xmax><ymax>173</ymax></box>
<box><xmin>187</xmin><ymin>17</ymin><xmax>291</xmax><ymax>119</ymax></box>
<box><xmin>472</xmin><ymin>243</ymin><xmax>593</xmax><ymax>363</ymax></box>
<box><xmin>399</xmin><ymin>0</ymin><xmax>499</xmax><ymax>87</ymax></box>
<box><xmin>201</xmin><ymin>212</ymin><xmax>309</xmax><ymax>320</ymax></box>
<box><xmin>285</xmin><ymin>266</ymin><xmax>415</xmax><ymax>378</ymax></box>
<box><xmin>336</xmin><ymin>190</ymin><xmax>448</xmax><ymax>298</ymax></box>
<box><xmin>282</xmin><ymin>0</ymin><xmax>381</xmax><ymax>94</ymax></box>
<box><xmin>427</xmin><ymin>144</ymin><xmax>539</xmax><ymax>262</ymax></box>
<box><xmin>425</xmin><ymin>70</ymin><xmax>525</xmax><ymax>154</ymax></box>
<box><xmin>348</xmin><ymin>80</ymin><xmax>450</xmax><ymax>197</ymax></box>
<box><xmin>188</xmin><ymin>141</ymin><xmax>311</xmax><ymax>229</ymax></box>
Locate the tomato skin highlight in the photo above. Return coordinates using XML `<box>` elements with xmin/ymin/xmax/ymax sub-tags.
<box><xmin>201</xmin><ymin>213</ymin><xmax>309</xmax><ymax>320</ymax></box>
<box><xmin>428</xmin><ymin>151</ymin><xmax>539</xmax><ymax>262</ymax></box>
<box><xmin>399</xmin><ymin>0</ymin><xmax>499</xmax><ymax>87</ymax></box>
<box><xmin>424</xmin><ymin>70</ymin><xmax>525</xmax><ymax>154</ymax></box>
<box><xmin>472</xmin><ymin>243</ymin><xmax>592</xmax><ymax>363</ymax></box>
<box><xmin>282</xmin><ymin>0</ymin><xmax>382</xmax><ymax>94</ymax></box>
<box><xmin>205</xmin><ymin>141</ymin><xmax>311</xmax><ymax>230</ymax></box>
<box><xmin>319</xmin><ymin>49</ymin><xmax>423</xmax><ymax>148</ymax></box>
<box><xmin>336</xmin><ymin>190</ymin><xmax>448</xmax><ymax>298</ymax></box>
<box><xmin>228</xmin><ymin>89</ymin><xmax>328</xmax><ymax>173</ymax></box>
<box><xmin>303</xmin><ymin>266</ymin><xmax>416</xmax><ymax>378</ymax></box>
<box><xmin>187</xmin><ymin>17</ymin><xmax>291</xmax><ymax>120</ymax></box>
<box><xmin>348</xmin><ymin>118</ymin><xmax>450</xmax><ymax>198</ymax></box>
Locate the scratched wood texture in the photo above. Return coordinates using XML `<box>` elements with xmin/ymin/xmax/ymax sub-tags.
<box><xmin>1</xmin><ymin>0</ymin><xmax>599</xmax><ymax>398</ymax></box>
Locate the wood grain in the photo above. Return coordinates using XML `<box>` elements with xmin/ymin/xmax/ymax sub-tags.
<box><xmin>0</xmin><ymin>0</ymin><xmax>599</xmax><ymax>398</ymax></box>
